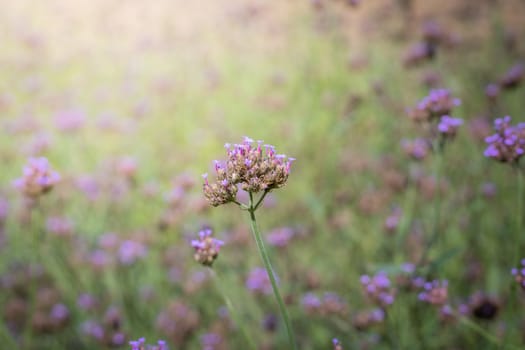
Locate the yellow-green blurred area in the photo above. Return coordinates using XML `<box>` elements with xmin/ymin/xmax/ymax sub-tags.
<box><xmin>1</xmin><ymin>0</ymin><xmax>525</xmax><ymax>349</ymax></box>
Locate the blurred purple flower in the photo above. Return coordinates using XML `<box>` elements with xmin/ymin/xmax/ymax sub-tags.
<box><xmin>13</xmin><ymin>157</ymin><xmax>60</xmax><ymax>197</ymax></box>
<box><xmin>246</xmin><ymin>267</ymin><xmax>276</xmax><ymax>295</ymax></box>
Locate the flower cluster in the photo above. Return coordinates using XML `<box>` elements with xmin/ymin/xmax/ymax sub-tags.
<box><xmin>203</xmin><ymin>137</ymin><xmax>295</xmax><ymax>206</ymax></box>
<box><xmin>156</xmin><ymin>301</ymin><xmax>199</xmax><ymax>346</ymax></box>
<box><xmin>129</xmin><ymin>337</ymin><xmax>168</xmax><ymax>350</ymax></box>
<box><xmin>438</xmin><ymin>115</ymin><xmax>463</xmax><ymax>138</ymax></box>
<box><xmin>246</xmin><ymin>267</ymin><xmax>275</xmax><ymax>295</ymax></box>
<box><xmin>332</xmin><ymin>338</ymin><xmax>343</xmax><ymax>350</ymax></box>
<box><xmin>417</xmin><ymin>279</ymin><xmax>448</xmax><ymax>306</ymax></box>
<box><xmin>511</xmin><ymin>259</ymin><xmax>525</xmax><ymax>290</ymax></box>
<box><xmin>13</xmin><ymin>157</ymin><xmax>61</xmax><ymax>197</ymax></box>
<box><xmin>360</xmin><ymin>272</ymin><xmax>395</xmax><ymax>307</ymax></box>
<box><xmin>81</xmin><ymin>306</ymin><xmax>127</xmax><ymax>347</ymax></box>
<box><xmin>266</xmin><ymin>226</ymin><xmax>296</xmax><ymax>248</ymax></box>
<box><xmin>352</xmin><ymin>308</ymin><xmax>385</xmax><ymax>330</ymax></box>
<box><xmin>499</xmin><ymin>63</ymin><xmax>524</xmax><ymax>89</ymax></box>
<box><xmin>191</xmin><ymin>228</ymin><xmax>224</xmax><ymax>267</ymax></box>
<box><xmin>301</xmin><ymin>292</ymin><xmax>348</xmax><ymax>316</ymax></box>
<box><xmin>401</xmin><ymin>138</ymin><xmax>430</xmax><ymax>160</ymax></box>
<box><xmin>484</xmin><ymin>116</ymin><xmax>525</xmax><ymax>164</ymax></box>
<box><xmin>408</xmin><ymin>89</ymin><xmax>461</xmax><ymax>123</ymax></box>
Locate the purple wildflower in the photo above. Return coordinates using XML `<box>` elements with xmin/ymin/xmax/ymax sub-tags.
<box><xmin>402</xmin><ymin>138</ymin><xmax>430</xmax><ymax>160</ymax></box>
<box><xmin>13</xmin><ymin>157</ymin><xmax>61</xmax><ymax>197</ymax></box>
<box><xmin>203</xmin><ymin>137</ymin><xmax>294</xmax><ymax>206</ymax></box>
<box><xmin>360</xmin><ymin>271</ymin><xmax>395</xmax><ymax>307</ymax></box>
<box><xmin>484</xmin><ymin>116</ymin><xmax>525</xmax><ymax>163</ymax></box>
<box><xmin>191</xmin><ymin>228</ymin><xmax>224</xmax><ymax>267</ymax></box>
<box><xmin>418</xmin><ymin>279</ymin><xmax>448</xmax><ymax>305</ymax></box>
<box><xmin>266</xmin><ymin>227</ymin><xmax>295</xmax><ymax>247</ymax></box>
<box><xmin>511</xmin><ymin>259</ymin><xmax>525</xmax><ymax>290</ymax></box>
<box><xmin>437</xmin><ymin>115</ymin><xmax>463</xmax><ymax>137</ymax></box>
<box><xmin>118</xmin><ymin>240</ymin><xmax>148</xmax><ymax>265</ymax></box>
<box><xmin>246</xmin><ymin>267</ymin><xmax>276</xmax><ymax>295</ymax></box>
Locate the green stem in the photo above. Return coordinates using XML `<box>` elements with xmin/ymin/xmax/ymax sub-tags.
<box><xmin>456</xmin><ymin>313</ymin><xmax>521</xmax><ymax>349</ymax></box>
<box><xmin>208</xmin><ymin>268</ymin><xmax>256</xmax><ymax>349</ymax></box>
<box><xmin>516</xmin><ymin>167</ymin><xmax>523</xmax><ymax>265</ymax></box>
<box><xmin>417</xmin><ymin>143</ymin><xmax>443</xmax><ymax>273</ymax></box>
<box><xmin>253</xmin><ymin>190</ymin><xmax>270</xmax><ymax>211</ymax></box>
<box><xmin>248</xmin><ymin>192</ymin><xmax>298</xmax><ymax>350</ymax></box>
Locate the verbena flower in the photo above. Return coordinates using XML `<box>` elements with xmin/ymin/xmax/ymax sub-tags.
<box><xmin>352</xmin><ymin>308</ymin><xmax>385</xmax><ymax>330</ymax></box>
<box><xmin>401</xmin><ymin>138</ymin><xmax>430</xmax><ymax>160</ymax></box>
<box><xmin>13</xmin><ymin>157</ymin><xmax>60</xmax><ymax>197</ymax></box>
<box><xmin>332</xmin><ymin>338</ymin><xmax>343</xmax><ymax>350</ymax></box>
<box><xmin>129</xmin><ymin>337</ymin><xmax>168</xmax><ymax>350</ymax></box>
<box><xmin>484</xmin><ymin>116</ymin><xmax>525</xmax><ymax>164</ymax></box>
<box><xmin>408</xmin><ymin>89</ymin><xmax>461</xmax><ymax>123</ymax></box>
<box><xmin>203</xmin><ymin>137</ymin><xmax>295</xmax><ymax>206</ymax></box>
<box><xmin>418</xmin><ymin>279</ymin><xmax>448</xmax><ymax>305</ymax></box>
<box><xmin>511</xmin><ymin>259</ymin><xmax>525</xmax><ymax>290</ymax></box>
<box><xmin>191</xmin><ymin>228</ymin><xmax>224</xmax><ymax>267</ymax></box>
<box><xmin>499</xmin><ymin>63</ymin><xmax>524</xmax><ymax>89</ymax></box>
<box><xmin>438</xmin><ymin>115</ymin><xmax>463</xmax><ymax>138</ymax></box>
<box><xmin>360</xmin><ymin>272</ymin><xmax>395</xmax><ymax>307</ymax></box>
<box><xmin>246</xmin><ymin>267</ymin><xmax>276</xmax><ymax>295</ymax></box>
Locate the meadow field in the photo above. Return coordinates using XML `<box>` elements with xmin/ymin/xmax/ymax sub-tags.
<box><xmin>1</xmin><ymin>0</ymin><xmax>525</xmax><ymax>349</ymax></box>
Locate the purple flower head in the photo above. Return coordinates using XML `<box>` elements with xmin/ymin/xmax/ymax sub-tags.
<box><xmin>301</xmin><ymin>293</ymin><xmax>322</xmax><ymax>313</ymax></box>
<box><xmin>332</xmin><ymin>337</ymin><xmax>343</xmax><ymax>350</ymax></box>
<box><xmin>81</xmin><ymin>320</ymin><xmax>104</xmax><ymax>340</ymax></box>
<box><xmin>191</xmin><ymin>228</ymin><xmax>224</xmax><ymax>267</ymax></box>
<box><xmin>77</xmin><ymin>293</ymin><xmax>97</xmax><ymax>311</ymax></box>
<box><xmin>408</xmin><ymin>89</ymin><xmax>460</xmax><ymax>123</ymax></box>
<box><xmin>50</xmin><ymin>303</ymin><xmax>69</xmax><ymax>322</ymax></box>
<box><xmin>402</xmin><ymin>138</ymin><xmax>430</xmax><ymax>160</ymax></box>
<box><xmin>484</xmin><ymin>116</ymin><xmax>525</xmax><ymax>163</ymax></box>
<box><xmin>54</xmin><ymin>108</ymin><xmax>86</xmax><ymax>132</ymax></box>
<box><xmin>46</xmin><ymin>216</ymin><xmax>74</xmax><ymax>237</ymax></box>
<box><xmin>417</xmin><ymin>279</ymin><xmax>448</xmax><ymax>305</ymax></box>
<box><xmin>118</xmin><ymin>240</ymin><xmax>148</xmax><ymax>265</ymax></box>
<box><xmin>129</xmin><ymin>337</ymin><xmax>168</xmax><ymax>350</ymax></box>
<box><xmin>512</xmin><ymin>259</ymin><xmax>525</xmax><ymax>291</ymax></box>
<box><xmin>0</xmin><ymin>197</ymin><xmax>9</xmax><ymax>223</ymax></box>
<box><xmin>246</xmin><ymin>267</ymin><xmax>276</xmax><ymax>295</ymax></box>
<box><xmin>201</xmin><ymin>332</ymin><xmax>222</xmax><ymax>348</ymax></box>
<box><xmin>360</xmin><ymin>271</ymin><xmax>395</xmax><ymax>307</ymax></box>
<box><xmin>485</xmin><ymin>83</ymin><xmax>500</xmax><ymax>100</ymax></box>
<box><xmin>13</xmin><ymin>157</ymin><xmax>61</xmax><ymax>197</ymax></box>
<box><xmin>266</xmin><ymin>227</ymin><xmax>295</xmax><ymax>248</ymax></box>
<box><xmin>499</xmin><ymin>63</ymin><xmax>524</xmax><ymax>89</ymax></box>
<box><xmin>203</xmin><ymin>137</ymin><xmax>294</xmax><ymax>206</ymax></box>
<box><xmin>438</xmin><ymin>115</ymin><xmax>463</xmax><ymax>137</ymax></box>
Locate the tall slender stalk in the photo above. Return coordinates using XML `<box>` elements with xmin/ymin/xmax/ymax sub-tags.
<box><xmin>208</xmin><ymin>268</ymin><xmax>256</xmax><ymax>350</ymax></box>
<box><xmin>247</xmin><ymin>192</ymin><xmax>297</xmax><ymax>350</ymax></box>
<box><xmin>417</xmin><ymin>141</ymin><xmax>443</xmax><ymax>273</ymax></box>
<box><xmin>516</xmin><ymin>167</ymin><xmax>523</xmax><ymax>265</ymax></box>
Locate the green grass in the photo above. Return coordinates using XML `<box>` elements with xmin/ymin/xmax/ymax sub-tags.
<box><xmin>1</xmin><ymin>1</ymin><xmax>525</xmax><ymax>349</ymax></box>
